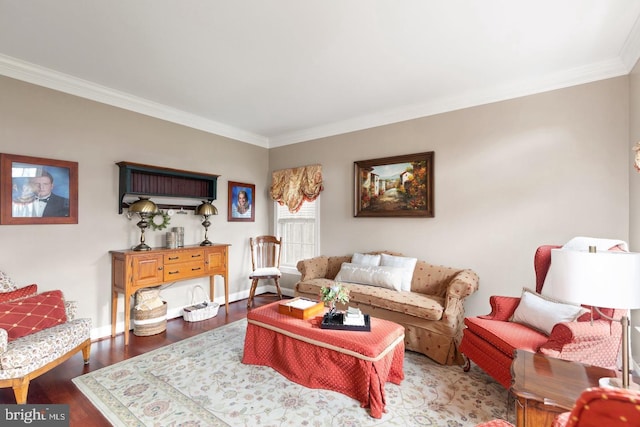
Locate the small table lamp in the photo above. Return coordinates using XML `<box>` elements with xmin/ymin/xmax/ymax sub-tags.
<box><xmin>544</xmin><ymin>248</ymin><xmax>640</xmax><ymax>388</ymax></box>
<box><xmin>128</xmin><ymin>197</ymin><xmax>158</xmax><ymax>251</ymax></box>
<box><xmin>195</xmin><ymin>201</ymin><xmax>218</xmax><ymax>246</ymax></box>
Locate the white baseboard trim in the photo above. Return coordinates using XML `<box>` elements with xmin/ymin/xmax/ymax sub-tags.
<box><xmin>91</xmin><ymin>285</ymin><xmax>295</xmax><ymax>341</ymax></box>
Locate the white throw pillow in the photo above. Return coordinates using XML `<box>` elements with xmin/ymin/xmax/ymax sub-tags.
<box><xmin>351</xmin><ymin>252</ymin><xmax>381</xmax><ymax>266</ymax></box>
<box><xmin>379</xmin><ymin>253</ymin><xmax>417</xmax><ymax>292</ymax></box>
<box><xmin>511</xmin><ymin>288</ymin><xmax>586</xmax><ymax>335</ymax></box>
<box><xmin>335</xmin><ymin>263</ymin><xmax>404</xmax><ymax>291</ymax></box>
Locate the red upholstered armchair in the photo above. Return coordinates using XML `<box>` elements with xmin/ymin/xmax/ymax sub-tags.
<box><xmin>552</xmin><ymin>387</ymin><xmax>640</xmax><ymax>427</ymax></box>
<box><xmin>459</xmin><ymin>245</ymin><xmax>623</xmax><ymax>389</ymax></box>
<box><xmin>477</xmin><ymin>386</ymin><xmax>640</xmax><ymax>427</ymax></box>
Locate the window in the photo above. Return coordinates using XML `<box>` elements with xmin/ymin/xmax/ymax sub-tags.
<box><xmin>275</xmin><ymin>197</ymin><xmax>319</xmax><ymax>272</ymax></box>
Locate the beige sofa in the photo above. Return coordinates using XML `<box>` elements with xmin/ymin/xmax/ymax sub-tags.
<box><xmin>295</xmin><ymin>251</ymin><xmax>479</xmax><ymax>365</ymax></box>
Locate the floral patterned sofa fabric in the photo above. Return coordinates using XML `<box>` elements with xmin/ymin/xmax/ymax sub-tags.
<box><xmin>295</xmin><ymin>252</ymin><xmax>479</xmax><ymax>365</ymax></box>
<box><xmin>0</xmin><ymin>270</ymin><xmax>92</xmax><ymax>403</ymax></box>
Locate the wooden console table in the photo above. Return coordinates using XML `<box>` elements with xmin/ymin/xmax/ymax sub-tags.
<box><xmin>110</xmin><ymin>244</ymin><xmax>230</xmax><ymax>345</ymax></box>
<box><xmin>510</xmin><ymin>350</ymin><xmax>617</xmax><ymax>427</ymax></box>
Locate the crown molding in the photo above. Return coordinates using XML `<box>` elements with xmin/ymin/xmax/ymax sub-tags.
<box><xmin>0</xmin><ymin>54</ymin><xmax>269</xmax><ymax>148</ymax></box>
<box><xmin>620</xmin><ymin>13</ymin><xmax>640</xmax><ymax>72</ymax></box>
<box><xmin>0</xmin><ymin>53</ymin><xmax>632</xmax><ymax>150</ymax></box>
<box><xmin>268</xmin><ymin>57</ymin><xmax>630</xmax><ymax>147</ymax></box>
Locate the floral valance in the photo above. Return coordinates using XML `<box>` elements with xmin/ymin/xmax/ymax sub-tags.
<box><xmin>270</xmin><ymin>164</ymin><xmax>323</xmax><ymax>213</ymax></box>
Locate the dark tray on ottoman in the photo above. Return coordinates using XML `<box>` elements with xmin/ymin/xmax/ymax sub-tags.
<box><xmin>320</xmin><ymin>313</ymin><xmax>371</xmax><ymax>332</ymax></box>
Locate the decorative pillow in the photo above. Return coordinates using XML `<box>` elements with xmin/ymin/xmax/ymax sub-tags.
<box><xmin>351</xmin><ymin>252</ymin><xmax>381</xmax><ymax>266</ymax></box>
<box><xmin>0</xmin><ymin>271</ymin><xmax>16</xmax><ymax>292</ymax></box>
<box><xmin>380</xmin><ymin>253</ymin><xmax>417</xmax><ymax>292</ymax></box>
<box><xmin>0</xmin><ymin>284</ymin><xmax>37</xmax><ymax>303</ymax></box>
<box><xmin>335</xmin><ymin>263</ymin><xmax>404</xmax><ymax>291</ymax></box>
<box><xmin>0</xmin><ymin>290</ymin><xmax>67</xmax><ymax>341</ymax></box>
<box><xmin>511</xmin><ymin>288</ymin><xmax>587</xmax><ymax>335</ymax></box>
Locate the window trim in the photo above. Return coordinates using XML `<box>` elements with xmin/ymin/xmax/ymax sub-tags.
<box><xmin>274</xmin><ymin>197</ymin><xmax>320</xmax><ymax>275</ymax></box>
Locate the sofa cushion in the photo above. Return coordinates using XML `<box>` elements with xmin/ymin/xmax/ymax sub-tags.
<box><xmin>0</xmin><ymin>318</ymin><xmax>90</xmax><ymax>375</ymax></box>
<box><xmin>351</xmin><ymin>252</ymin><xmax>381</xmax><ymax>266</ymax></box>
<box><xmin>0</xmin><ymin>290</ymin><xmax>67</xmax><ymax>341</ymax></box>
<box><xmin>0</xmin><ymin>284</ymin><xmax>38</xmax><ymax>303</ymax></box>
<box><xmin>380</xmin><ymin>254</ymin><xmax>417</xmax><ymax>292</ymax></box>
<box><xmin>335</xmin><ymin>262</ymin><xmax>403</xmax><ymax>291</ymax></box>
<box><xmin>511</xmin><ymin>288</ymin><xmax>586</xmax><ymax>335</ymax></box>
<box><xmin>296</xmin><ymin>278</ymin><xmax>444</xmax><ymax>321</ymax></box>
<box><xmin>464</xmin><ymin>316</ymin><xmax>549</xmax><ymax>358</ymax></box>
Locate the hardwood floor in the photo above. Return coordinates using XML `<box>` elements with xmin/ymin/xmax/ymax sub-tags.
<box><xmin>0</xmin><ymin>295</ymin><xmax>282</xmax><ymax>427</ymax></box>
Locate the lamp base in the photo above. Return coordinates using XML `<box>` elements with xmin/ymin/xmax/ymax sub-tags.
<box><xmin>132</xmin><ymin>242</ymin><xmax>152</xmax><ymax>251</ymax></box>
<box><xmin>599</xmin><ymin>377</ymin><xmax>640</xmax><ymax>390</ymax></box>
<box><xmin>200</xmin><ymin>240</ymin><xmax>213</xmax><ymax>246</ymax></box>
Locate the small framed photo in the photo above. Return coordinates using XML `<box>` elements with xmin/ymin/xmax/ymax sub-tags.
<box><xmin>228</xmin><ymin>181</ymin><xmax>255</xmax><ymax>222</ymax></box>
<box><xmin>354</xmin><ymin>151</ymin><xmax>434</xmax><ymax>218</ymax></box>
<box><xmin>0</xmin><ymin>153</ymin><xmax>79</xmax><ymax>225</ymax></box>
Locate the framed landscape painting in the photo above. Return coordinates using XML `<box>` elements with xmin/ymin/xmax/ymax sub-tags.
<box><xmin>354</xmin><ymin>151</ymin><xmax>434</xmax><ymax>218</ymax></box>
<box><xmin>0</xmin><ymin>153</ymin><xmax>79</xmax><ymax>225</ymax></box>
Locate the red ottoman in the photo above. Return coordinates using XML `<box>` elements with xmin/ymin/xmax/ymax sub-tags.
<box><xmin>242</xmin><ymin>301</ymin><xmax>405</xmax><ymax>418</ymax></box>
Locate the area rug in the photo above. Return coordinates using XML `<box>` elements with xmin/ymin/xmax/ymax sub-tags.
<box><xmin>73</xmin><ymin>319</ymin><xmax>512</xmax><ymax>426</ymax></box>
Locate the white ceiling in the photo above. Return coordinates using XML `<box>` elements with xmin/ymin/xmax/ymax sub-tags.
<box><xmin>2</xmin><ymin>1</ymin><xmax>640</xmax><ymax>148</ymax></box>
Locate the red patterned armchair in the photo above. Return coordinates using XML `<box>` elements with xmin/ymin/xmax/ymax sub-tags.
<box><xmin>459</xmin><ymin>245</ymin><xmax>623</xmax><ymax>389</ymax></box>
<box><xmin>552</xmin><ymin>387</ymin><xmax>640</xmax><ymax>427</ymax></box>
<box><xmin>477</xmin><ymin>386</ymin><xmax>640</xmax><ymax>427</ymax></box>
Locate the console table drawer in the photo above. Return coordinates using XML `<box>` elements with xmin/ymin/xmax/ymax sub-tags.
<box><xmin>164</xmin><ymin>250</ymin><xmax>205</xmax><ymax>264</ymax></box>
<box><xmin>163</xmin><ymin>260</ymin><xmax>205</xmax><ymax>280</ymax></box>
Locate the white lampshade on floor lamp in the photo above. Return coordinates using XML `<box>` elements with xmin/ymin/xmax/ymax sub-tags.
<box><xmin>544</xmin><ymin>247</ymin><xmax>640</xmax><ymax>388</ymax></box>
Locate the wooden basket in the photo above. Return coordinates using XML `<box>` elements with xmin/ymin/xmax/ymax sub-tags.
<box><xmin>133</xmin><ymin>301</ymin><xmax>167</xmax><ymax>336</ymax></box>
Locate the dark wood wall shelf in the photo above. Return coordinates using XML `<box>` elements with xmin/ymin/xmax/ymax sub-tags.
<box><xmin>117</xmin><ymin>161</ymin><xmax>219</xmax><ymax>213</ymax></box>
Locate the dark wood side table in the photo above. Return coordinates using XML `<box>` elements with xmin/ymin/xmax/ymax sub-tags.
<box><xmin>510</xmin><ymin>350</ymin><xmax>617</xmax><ymax>427</ymax></box>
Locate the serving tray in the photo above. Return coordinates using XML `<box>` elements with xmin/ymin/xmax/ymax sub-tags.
<box><xmin>320</xmin><ymin>313</ymin><xmax>371</xmax><ymax>332</ymax></box>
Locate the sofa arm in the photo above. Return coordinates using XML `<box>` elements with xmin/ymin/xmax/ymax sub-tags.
<box><xmin>538</xmin><ymin>320</ymin><xmax>621</xmax><ymax>368</ymax></box>
<box><xmin>478</xmin><ymin>296</ymin><xmax>521</xmax><ymax>321</ymax></box>
<box><xmin>445</xmin><ymin>269</ymin><xmax>479</xmax><ymax>301</ymax></box>
<box><xmin>442</xmin><ymin>269</ymin><xmax>479</xmax><ymax>320</ymax></box>
<box><xmin>296</xmin><ymin>256</ymin><xmax>329</xmax><ymax>281</ymax></box>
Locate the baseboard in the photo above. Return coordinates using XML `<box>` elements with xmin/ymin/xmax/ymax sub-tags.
<box><xmin>91</xmin><ymin>285</ymin><xmax>295</xmax><ymax>341</ymax></box>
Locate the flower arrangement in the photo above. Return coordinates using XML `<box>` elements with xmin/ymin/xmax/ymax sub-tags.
<box><xmin>320</xmin><ymin>283</ymin><xmax>350</xmax><ymax>314</ymax></box>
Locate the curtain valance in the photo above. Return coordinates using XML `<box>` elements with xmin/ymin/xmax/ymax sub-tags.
<box><xmin>270</xmin><ymin>164</ymin><xmax>323</xmax><ymax>213</ymax></box>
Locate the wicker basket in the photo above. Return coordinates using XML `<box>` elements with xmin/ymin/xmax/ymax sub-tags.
<box><xmin>133</xmin><ymin>301</ymin><xmax>167</xmax><ymax>336</ymax></box>
<box><xmin>183</xmin><ymin>285</ymin><xmax>219</xmax><ymax>322</ymax></box>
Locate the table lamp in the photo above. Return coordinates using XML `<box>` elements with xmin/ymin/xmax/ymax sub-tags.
<box><xmin>128</xmin><ymin>197</ymin><xmax>158</xmax><ymax>251</ymax></box>
<box><xmin>195</xmin><ymin>201</ymin><xmax>217</xmax><ymax>246</ymax></box>
<box><xmin>544</xmin><ymin>247</ymin><xmax>640</xmax><ymax>388</ymax></box>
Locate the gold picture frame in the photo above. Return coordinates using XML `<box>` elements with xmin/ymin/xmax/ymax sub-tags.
<box><xmin>354</xmin><ymin>151</ymin><xmax>434</xmax><ymax>218</ymax></box>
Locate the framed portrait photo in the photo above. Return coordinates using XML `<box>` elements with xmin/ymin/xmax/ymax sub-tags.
<box><xmin>354</xmin><ymin>151</ymin><xmax>434</xmax><ymax>218</ymax></box>
<box><xmin>228</xmin><ymin>181</ymin><xmax>255</xmax><ymax>222</ymax></box>
<box><xmin>0</xmin><ymin>153</ymin><xmax>79</xmax><ymax>225</ymax></box>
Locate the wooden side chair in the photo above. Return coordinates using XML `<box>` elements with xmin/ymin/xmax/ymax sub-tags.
<box><xmin>248</xmin><ymin>235</ymin><xmax>283</xmax><ymax>308</ymax></box>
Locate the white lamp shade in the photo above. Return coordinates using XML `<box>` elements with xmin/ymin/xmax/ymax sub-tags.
<box><xmin>543</xmin><ymin>249</ymin><xmax>640</xmax><ymax>310</ymax></box>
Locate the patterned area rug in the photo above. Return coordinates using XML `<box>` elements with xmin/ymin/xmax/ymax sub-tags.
<box><xmin>73</xmin><ymin>319</ymin><xmax>512</xmax><ymax>426</ymax></box>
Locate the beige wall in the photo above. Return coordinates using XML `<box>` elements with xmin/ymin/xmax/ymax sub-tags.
<box><xmin>271</xmin><ymin>77</ymin><xmax>631</xmax><ymax>317</ymax></box>
<box><xmin>629</xmin><ymin>61</ymin><xmax>640</xmax><ymax>364</ymax></box>
<box><xmin>0</xmin><ymin>73</ymin><xmax>633</xmax><ymax>341</ymax></box>
<box><xmin>0</xmin><ymin>76</ymin><xmax>271</xmax><ymax>339</ymax></box>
